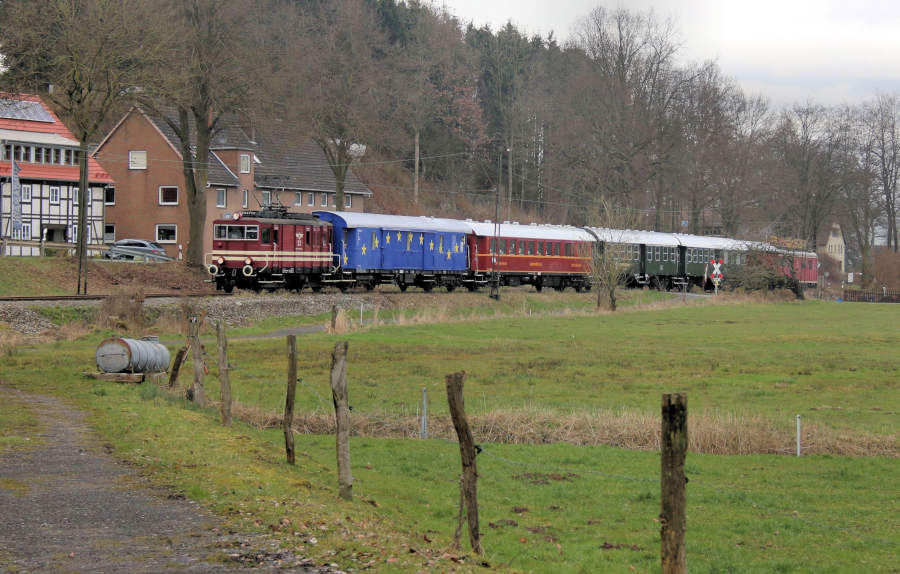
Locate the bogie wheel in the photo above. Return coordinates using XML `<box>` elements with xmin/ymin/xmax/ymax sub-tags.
<box><xmin>364</xmin><ymin>282</ymin><xmax>374</xmax><ymax>291</ymax></box>
<box><xmin>534</xmin><ymin>284</ymin><xmax>543</xmax><ymax>293</ymax></box>
<box><xmin>223</xmin><ymin>282</ymin><xmax>234</xmax><ymax>294</ymax></box>
<box><xmin>423</xmin><ymin>284</ymin><xmax>434</xmax><ymax>293</ymax></box>
<box><xmin>338</xmin><ymin>284</ymin><xmax>348</xmax><ymax>293</ymax></box>
<box><xmin>574</xmin><ymin>285</ymin><xmax>583</xmax><ymax>293</ymax></box>
<box><xmin>466</xmin><ymin>284</ymin><xmax>476</xmax><ymax>292</ymax></box>
<box><xmin>398</xmin><ymin>283</ymin><xmax>408</xmax><ymax>292</ymax></box>
<box><xmin>311</xmin><ymin>285</ymin><xmax>323</xmax><ymax>293</ymax></box>
<box><xmin>446</xmin><ymin>284</ymin><xmax>456</xmax><ymax>293</ymax></box>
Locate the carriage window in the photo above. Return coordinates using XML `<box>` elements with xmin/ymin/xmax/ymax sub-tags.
<box><xmin>406</xmin><ymin>233</ymin><xmax>412</xmax><ymax>251</ymax></box>
<box><xmin>564</xmin><ymin>243</ymin><xmax>572</xmax><ymax>257</ymax></box>
<box><xmin>510</xmin><ymin>240</ymin><xmax>516</xmax><ymax>254</ymax></box>
<box><xmin>663</xmin><ymin>247</ymin><xmax>668</xmax><ymax>261</ymax></box>
<box><xmin>538</xmin><ymin>241</ymin><xmax>544</xmax><ymax>255</ymax></box>
<box><xmin>371</xmin><ymin>231</ymin><xmax>377</xmax><ymax>247</ymax></box>
<box><xmin>527</xmin><ymin>241</ymin><xmax>534</xmax><ymax>255</ymax></box>
<box><xmin>498</xmin><ymin>239</ymin><xmax>505</xmax><ymax>254</ymax></box>
<box><xmin>519</xmin><ymin>241</ymin><xmax>525</xmax><ymax>255</ymax></box>
<box><xmin>439</xmin><ymin>235</ymin><xmax>444</xmax><ymax>253</ymax></box>
<box><xmin>490</xmin><ymin>238</ymin><xmax>497</xmax><ymax>254</ymax></box>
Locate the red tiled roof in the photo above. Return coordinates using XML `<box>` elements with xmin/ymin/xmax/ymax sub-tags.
<box><xmin>0</xmin><ymin>93</ymin><xmax>114</xmax><ymax>184</ymax></box>
<box><xmin>0</xmin><ymin>162</ymin><xmax>114</xmax><ymax>184</ymax></box>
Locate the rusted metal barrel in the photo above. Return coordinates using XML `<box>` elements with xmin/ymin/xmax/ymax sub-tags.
<box><xmin>96</xmin><ymin>336</ymin><xmax>170</xmax><ymax>373</ymax></box>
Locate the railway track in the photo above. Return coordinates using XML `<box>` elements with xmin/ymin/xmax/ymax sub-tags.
<box><xmin>0</xmin><ymin>292</ymin><xmax>229</xmax><ymax>303</ymax></box>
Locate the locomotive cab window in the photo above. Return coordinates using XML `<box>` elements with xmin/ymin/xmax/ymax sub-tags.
<box><xmin>215</xmin><ymin>224</ymin><xmax>259</xmax><ymax>240</ymax></box>
<box><xmin>261</xmin><ymin>228</ymin><xmax>271</xmax><ymax>244</ymax></box>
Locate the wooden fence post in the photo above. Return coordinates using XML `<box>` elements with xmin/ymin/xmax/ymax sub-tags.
<box><xmin>661</xmin><ymin>393</ymin><xmax>688</xmax><ymax>574</ymax></box>
<box><xmin>217</xmin><ymin>321</ymin><xmax>232</xmax><ymax>425</ymax></box>
<box><xmin>168</xmin><ymin>346</ymin><xmax>188</xmax><ymax>388</ymax></box>
<box><xmin>331</xmin><ymin>305</ymin><xmax>338</xmax><ymax>332</ymax></box>
<box><xmin>189</xmin><ymin>315</ymin><xmax>205</xmax><ymax>407</ymax></box>
<box><xmin>284</xmin><ymin>335</ymin><xmax>298</xmax><ymax>465</ymax></box>
<box><xmin>445</xmin><ymin>371</ymin><xmax>483</xmax><ymax>555</ymax></box>
<box><xmin>331</xmin><ymin>341</ymin><xmax>352</xmax><ymax>500</ymax></box>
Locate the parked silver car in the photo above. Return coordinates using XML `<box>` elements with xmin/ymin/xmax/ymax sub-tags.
<box><xmin>102</xmin><ymin>239</ymin><xmax>173</xmax><ymax>261</ymax></box>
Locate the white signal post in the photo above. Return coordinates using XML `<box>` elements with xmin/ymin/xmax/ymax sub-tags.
<box><xmin>710</xmin><ymin>259</ymin><xmax>724</xmax><ymax>295</ymax></box>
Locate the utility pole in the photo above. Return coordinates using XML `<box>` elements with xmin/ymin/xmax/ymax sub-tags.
<box><xmin>507</xmin><ymin>144</ymin><xmax>513</xmax><ymax>221</ymax></box>
<box><xmin>490</xmin><ymin>149</ymin><xmax>502</xmax><ymax>300</ymax></box>
<box><xmin>413</xmin><ymin>128</ymin><xmax>420</xmax><ymax>204</ymax></box>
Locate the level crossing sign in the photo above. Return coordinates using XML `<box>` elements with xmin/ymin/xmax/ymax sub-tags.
<box><xmin>710</xmin><ymin>259</ymin><xmax>723</xmax><ymax>288</ymax></box>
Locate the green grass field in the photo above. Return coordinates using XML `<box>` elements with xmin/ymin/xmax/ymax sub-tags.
<box><xmin>1</xmin><ymin>297</ymin><xmax>897</xmax><ymax>572</ymax></box>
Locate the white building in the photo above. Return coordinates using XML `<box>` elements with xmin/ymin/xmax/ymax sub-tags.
<box><xmin>1</xmin><ymin>94</ymin><xmax>114</xmax><ymax>255</ymax></box>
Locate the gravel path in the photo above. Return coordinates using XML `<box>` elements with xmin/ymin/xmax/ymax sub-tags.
<box><xmin>0</xmin><ymin>386</ymin><xmax>338</xmax><ymax>573</ymax></box>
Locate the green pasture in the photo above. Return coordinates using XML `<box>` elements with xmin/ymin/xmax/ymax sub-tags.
<box><xmin>1</xmin><ymin>299</ymin><xmax>898</xmax><ymax>572</ymax></box>
<box><xmin>209</xmin><ymin>300</ymin><xmax>897</xmax><ymax>438</ymax></box>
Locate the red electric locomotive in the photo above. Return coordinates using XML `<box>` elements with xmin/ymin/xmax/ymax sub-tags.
<box><xmin>206</xmin><ymin>209</ymin><xmax>333</xmax><ymax>292</ymax></box>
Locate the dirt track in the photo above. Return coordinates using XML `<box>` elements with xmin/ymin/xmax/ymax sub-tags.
<box><xmin>0</xmin><ymin>386</ymin><xmax>336</xmax><ymax>573</ymax></box>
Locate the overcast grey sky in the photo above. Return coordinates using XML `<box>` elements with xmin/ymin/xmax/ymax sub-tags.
<box><xmin>438</xmin><ymin>0</ymin><xmax>900</xmax><ymax>106</ymax></box>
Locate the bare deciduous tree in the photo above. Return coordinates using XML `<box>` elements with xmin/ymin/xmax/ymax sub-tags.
<box><xmin>585</xmin><ymin>199</ymin><xmax>639</xmax><ymax>311</ymax></box>
<box><xmin>140</xmin><ymin>0</ymin><xmax>272</xmax><ymax>266</ymax></box>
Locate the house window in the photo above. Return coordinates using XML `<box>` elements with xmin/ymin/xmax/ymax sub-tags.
<box><xmin>345</xmin><ymin>194</ymin><xmax>352</xmax><ymax>209</ymax></box>
<box><xmin>128</xmin><ymin>150</ymin><xmax>147</xmax><ymax>170</ymax></box>
<box><xmin>52</xmin><ymin>148</ymin><xmax>62</xmax><ymax>164</ymax></box>
<box><xmin>21</xmin><ymin>184</ymin><xmax>32</xmax><ymax>202</ymax></box>
<box><xmin>294</xmin><ymin>192</ymin><xmax>303</xmax><ymax>206</ymax></box>
<box><xmin>22</xmin><ymin>223</ymin><xmax>31</xmax><ymax>239</ymax></box>
<box><xmin>240</xmin><ymin>154</ymin><xmax>251</xmax><ymax>173</ymax></box>
<box><xmin>64</xmin><ymin>149</ymin><xmax>74</xmax><ymax>165</ymax></box>
<box><xmin>71</xmin><ymin>224</ymin><xmax>80</xmax><ymax>242</ymax></box>
<box><xmin>104</xmin><ymin>187</ymin><xmax>115</xmax><ymax>205</ymax></box>
<box><xmin>158</xmin><ymin>186</ymin><xmax>178</xmax><ymax>205</ymax></box>
<box><xmin>321</xmin><ymin>193</ymin><xmax>328</xmax><ymax>207</ymax></box>
<box><xmin>242</xmin><ymin>189</ymin><xmax>248</xmax><ymax>208</ymax></box>
<box><xmin>73</xmin><ymin>187</ymin><xmax>79</xmax><ymax>205</ymax></box>
<box><xmin>261</xmin><ymin>190</ymin><xmax>271</xmax><ymax>206</ymax></box>
<box><xmin>49</xmin><ymin>186</ymin><xmax>60</xmax><ymax>205</ymax></box>
<box><xmin>216</xmin><ymin>188</ymin><xmax>227</xmax><ymax>208</ymax></box>
<box><xmin>307</xmin><ymin>192</ymin><xmax>314</xmax><ymax>206</ymax></box>
<box><xmin>155</xmin><ymin>224</ymin><xmax>177</xmax><ymax>243</ymax></box>
<box><xmin>104</xmin><ymin>224</ymin><xmax>115</xmax><ymax>242</ymax></box>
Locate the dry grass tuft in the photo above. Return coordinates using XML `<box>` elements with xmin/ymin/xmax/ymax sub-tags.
<box><xmin>221</xmin><ymin>402</ymin><xmax>896</xmax><ymax>457</ymax></box>
<box><xmin>98</xmin><ymin>290</ymin><xmax>146</xmax><ymax>332</ymax></box>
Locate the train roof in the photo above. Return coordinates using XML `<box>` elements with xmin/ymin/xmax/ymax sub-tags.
<box><xmin>466</xmin><ymin>220</ymin><xmax>596</xmax><ymax>241</ymax></box>
<box><xmin>314</xmin><ymin>211</ymin><xmax>472</xmax><ymax>233</ymax></box>
<box><xmin>586</xmin><ymin>228</ymin><xmax>681</xmax><ymax>246</ymax></box>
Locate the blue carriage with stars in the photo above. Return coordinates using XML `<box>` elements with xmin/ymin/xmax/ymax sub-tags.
<box><xmin>313</xmin><ymin>211</ymin><xmax>471</xmax><ymax>292</ymax></box>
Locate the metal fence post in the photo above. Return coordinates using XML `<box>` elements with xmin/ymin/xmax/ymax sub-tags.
<box><xmin>420</xmin><ymin>387</ymin><xmax>428</xmax><ymax>439</ymax></box>
<box><xmin>796</xmin><ymin>414</ymin><xmax>801</xmax><ymax>457</ymax></box>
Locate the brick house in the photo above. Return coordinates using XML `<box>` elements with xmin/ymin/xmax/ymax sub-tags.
<box><xmin>93</xmin><ymin>107</ymin><xmax>372</xmax><ymax>258</ymax></box>
<box><xmin>0</xmin><ymin>94</ymin><xmax>114</xmax><ymax>256</ymax></box>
